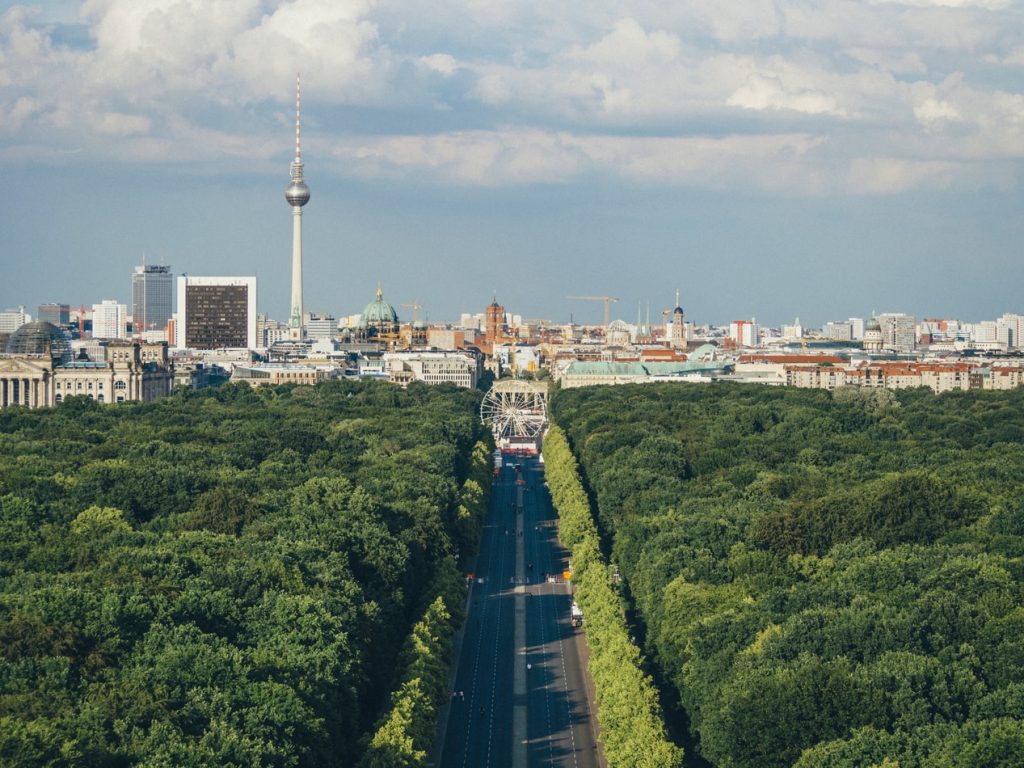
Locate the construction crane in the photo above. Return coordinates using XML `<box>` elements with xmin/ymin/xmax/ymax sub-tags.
<box><xmin>400</xmin><ymin>302</ymin><xmax>423</xmax><ymax>323</ymax></box>
<box><xmin>567</xmin><ymin>296</ymin><xmax>619</xmax><ymax>327</ymax></box>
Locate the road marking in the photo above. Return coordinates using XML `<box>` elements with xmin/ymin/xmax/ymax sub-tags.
<box><xmin>461</xmin><ymin>481</ymin><xmax>511</xmax><ymax>768</ymax></box>
<box><xmin>512</xmin><ymin>469</ymin><xmax>528</xmax><ymax>768</ymax></box>
<box><xmin>536</xmin><ymin>472</ymin><xmax>580</xmax><ymax>768</ymax></box>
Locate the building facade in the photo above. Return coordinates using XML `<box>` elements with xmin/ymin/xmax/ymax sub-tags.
<box><xmin>132</xmin><ymin>265</ymin><xmax>174</xmax><ymax>336</ymax></box>
<box><xmin>37</xmin><ymin>304</ymin><xmax>70</xmax><ymax>326</ymax></box>
<box><xmin>384</xmin><ymin>351</ymin><xmax>479</xmax><ymax>388</ymax></box>
<box><xmin>176</xmin><ymin>276</ymin><xmax>257</xmax><ymax>350</ymax></box>
<box><xmin>878</xmin><ymin>313</ymin><xmax>917</xmax><ymax>353</ymax></box>
<box><xmin>485</xmin><ymin>299</ymin><xmax>505</xmax><ymax>343</ymax></box>
<box><xmin>92</xmin><ymin>300</ymin><xmax>128</xmax><ymax>340</ymax></box>
<box><xmin>1</xmin><ymin>327</ymin><xmax>172</xmax><ymax>409</ymax></box>
<box><xmin>0</xmin><ymin>307</ymin><xmax>31</xmax><ymax>334</ymax></box>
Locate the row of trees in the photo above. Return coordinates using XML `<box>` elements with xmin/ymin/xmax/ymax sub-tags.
<box><xmin>359</xmin><ymin>440</ymin><xmax>492</xmax><ymax>767</ymax></box>
<box><xmin>544</xmin><ymin>426</ymin><xmax>684</xmax><ymax>768</ymax></box>
<box><xmin>552</xmin><ymin>383</ymin><xmax>1024</xmax><ymax>767</ymax></box>
<box><xmin>0</xmin><ymin>381</ymin><xmax>488</xmax><ymax>767</ymax></box>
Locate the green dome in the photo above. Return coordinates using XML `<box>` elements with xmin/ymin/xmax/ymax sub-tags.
<box><xmin>360</xmin><ymin>287</ymin><xmax>398</xmax><ymax>329</ymax></box>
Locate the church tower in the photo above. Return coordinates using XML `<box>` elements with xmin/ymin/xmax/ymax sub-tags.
<box><xmin>670</xmin><ymin>289</ymin><xmax>687</xmax><ymax>350</ymax></box>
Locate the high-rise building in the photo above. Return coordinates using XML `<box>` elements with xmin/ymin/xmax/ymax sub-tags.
<box><xmin>1000</xmin><ymin>313</ymin><xmax>1024</xmax><ymax>349</ymax></box>
<box><xmin>823</xmin><ymin>321</ymin><xmax>853</xmax><ymax>341</ymax></box>
<box><xmin>92</xmin><ymin>300</ymin><xmax>128</xmax><ymax>339</ymax></box>
<box><xmin>132</xmin><ymin>265</ymin><xmax>173</xmax><ymax>335</ymax></box>
<box><xmin>877</xmin><ymin>313</ymin><xmax>916</xmax><ymax>353</ymax></box>
<box><xmin>730</xmin><ymin>319</ymin><xmax>760</xmax><ymax>347</ymax></box>
<box><xmin>284</xmin><ymin>73</ymin><xmax>311</xmax><ymax>342</ymax></box>
<box><xmin>176</xmin><ymin>276</ymin><xmax>257</xmax><ymax>350</ymax></box>
<box><xmin>0</xmin><ymin>306</ymin><xmax>31</xmax><ymax>333</ymax></box>
<box><xmin>37</xmin><ymin>303</ymin><xmax>70</xmax><ymax>326</ymax></box>
<box><xmin>306</xmin><ymin>314</ymin><xmax>336</xmax><ymax>341</ymax></box>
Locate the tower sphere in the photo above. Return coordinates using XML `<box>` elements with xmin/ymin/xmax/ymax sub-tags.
<box><xmin>285</xmin><ymin>179</ymin><xmax>310</xmax><ymax>207</ymax></box>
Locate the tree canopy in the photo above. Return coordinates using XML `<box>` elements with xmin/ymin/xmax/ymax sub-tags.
<box><xmin>552</xmin><ymin>383</ymin><xmax>1024</xmax><ymax>767</ymax></box>
<box><xmin>0</xmin><ymin>381</ymin><xmax>488</xmax><ymax>767</ymax></box>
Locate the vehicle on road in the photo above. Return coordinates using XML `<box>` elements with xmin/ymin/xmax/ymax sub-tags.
<box><xmin>571</xmin><ymin>601</ymin><xmax>584</xmax><ymax>628</ymax></box>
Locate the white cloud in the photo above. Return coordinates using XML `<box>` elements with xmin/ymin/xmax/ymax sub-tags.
<box><xmin>1004</xmin><ymin>47</ymin><xmax>1024</xmax><ymax>65</ymax></box>
<box><xmin>728</xmin><ymin>73</ymin><xmax>845</xmax><ymax>116</ymax></box>
<box><xmin>0</xmin><ymin>1</ymin><xmax>1021</xmax><ymax>196</ymax></box>
<box><xmin>419</xmin><ymin>53</ymin><xmax>459</xmax><ymax>76</ymax></box>
<box><xmin>848</xmin><ymin>156</ymin><xmax>962</xmax><ymax>194</ymax></box>
<box><xmin>330</xmin><ymin>128</ymin><xmax>829</xmax><ymax>190</ymax></box>
<box><xmin>913</xmin><ymin>97</ymin><xmax>962</xmax><ymax>126</ymax></box>
<box><xmin>0</xmin><ymin>95</ymin><xmax>41</xmax><ymax>132</ymax></box>
<box><xmin>867</xmin><ymin>0</ymin><xmax>1011</xmax><ymax>8</ymax></box>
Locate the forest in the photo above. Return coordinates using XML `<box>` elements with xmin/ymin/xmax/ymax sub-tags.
<box><xmin>0</xmin><ymin>381</ymin><xmax>490</xmax><ymax>767</ymax></box>
<box><xmin>552</xmin><ymin>383</ymin><xmax>1024</xmax><ymax>768</ymax></box>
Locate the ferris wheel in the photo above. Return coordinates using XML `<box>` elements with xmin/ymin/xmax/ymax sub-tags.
<box><xmin>480</xmin><ymin>380</ymin><xmax>549</xmax><ymax>441</ymax></box>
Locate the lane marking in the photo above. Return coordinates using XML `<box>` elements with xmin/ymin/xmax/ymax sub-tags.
<box><xmin>461</xmin><ymin>479</ymin><xmax>511</xmax><ymax>768</ymax></box>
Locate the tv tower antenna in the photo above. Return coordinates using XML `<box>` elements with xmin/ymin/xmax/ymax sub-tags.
<box><xmin>285</xmin><ymin>72</ymin><xmax>311</xmax><ymax>341</ymax></box>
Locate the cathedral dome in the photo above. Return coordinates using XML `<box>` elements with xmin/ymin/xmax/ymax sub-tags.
<box><xmin>359</xmin><ymin>287</ymin><xmax>399</xmax><ymax>329</ymax></box>
<box><xmin>5</xmin><ymin>321</ymin><xmax>72</xmax><ymax>365</ymax></box>
<box><xmin>866</xmin><ymin>317</ymin><xmax>881</xmax><ymax>332</ymax></box>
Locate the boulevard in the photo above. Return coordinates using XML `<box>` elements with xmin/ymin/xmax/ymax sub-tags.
<box><xmin>439</xmin><ymin>455</ymin><xmax>601</xmax><ymax>768</ymax></box>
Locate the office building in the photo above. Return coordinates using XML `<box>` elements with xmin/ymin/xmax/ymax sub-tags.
<box><xmin>730</xmin><ymin>319</ymin><xmax>760</xmax><ymax>348</ymax></box>
<box><xmin>306</xmin><ymin>314</ymin><xmax>336</xmax><ymax>341</ymax></box>
<box><xmin>132</xmin><ymin>265</ymin><xmax>173</xmax><ymax>335</ymax></box>
<box><xmin>92</xmin><ymin>300</ymin><xmax>128</xmax><ymax>340</ymax></box>
<box><xmin>823</xmin><ymin>321</ymin><xmax>853</xmax><ymax>341</ymax></box>
<box><xmin>384</xmin><ymin>351</ymin><xmax>479</xmax><ymax>388</ymax></box>
<box><xmin>176</xmin><ymin>276</ymin><xmax>257</xmax><ymax>350</ymax></box>
<box><xmin>0</xmin><ymin>306</ymin><xmax>31</xmax><ymax>334</ymax></box>
<box><xmin>37</xmin><ymin>304</ymin><xmax>70</xmax><ymax>326</ymax></box>
<box><xmin>878</xmin><ymin>313</ymin><xmax>917</xmax><ymax>353</ymax></box>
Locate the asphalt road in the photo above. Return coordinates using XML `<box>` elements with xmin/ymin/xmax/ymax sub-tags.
<box><xmin>439</xmin><ymin>455</ymin><xmax>601</xmax><ymax>768</ymax></box>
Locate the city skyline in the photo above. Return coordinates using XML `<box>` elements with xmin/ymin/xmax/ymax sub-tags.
<box><xmin>1</xmin><ymin>1</ymin><xmax>1023</xmax><ymax>327</ymax></box>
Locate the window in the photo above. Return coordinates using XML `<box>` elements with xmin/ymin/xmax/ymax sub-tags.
<box><xmin>55</xmin><ymin>395</ymin><xmax>62</xmax><ymax>403</ymax></box>
<box><xmin>97</xmin><ymin>395</ymin><xmax>104</xmax><ymax>403</ymax></box>
<box><xmin>115</xmin><ymin>381</ymin><xmax>127</xmax><ymax>390</ymax></box>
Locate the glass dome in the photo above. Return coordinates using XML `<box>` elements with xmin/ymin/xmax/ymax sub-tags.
<box><xmin>5</xmin><ymin>321</ymin><xmax>73</xmax><ymax>365</ymax></box>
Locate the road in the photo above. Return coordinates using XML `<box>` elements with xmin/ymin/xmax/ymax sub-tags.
<box><xmin>439</xmin><ymin>455</ymin><xmax>602</xmax><ymax>768</ymax></box>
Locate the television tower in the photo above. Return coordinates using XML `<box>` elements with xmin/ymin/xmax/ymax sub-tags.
<box><xmin>284</xmin><ymin>72</ymin><xmax>310</xmax><ymax>341</ymax></box>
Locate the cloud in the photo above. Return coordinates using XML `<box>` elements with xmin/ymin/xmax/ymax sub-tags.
<box><xmin>330</xmin><ymin>128</ymin><xmax>829</xmax><ymax>191</ymax></box>
<box><xmin>0</xmin><ymin>1</ymin><xmax>1021</xmax><ymax>196</ymax></box>
<box><xmin>867</xmin><ymin>0</ymin><xmax>1012</xmax><ymax>8</ymax></box>
<box><xmin>418</xmin><ymin>53</ymin><xmax>459</xmax><ymax>76</ymax></box>
<box><xmin>728</xmin><ymin>73</ymin><xmax>845</xmax><ymax>116</ymax></box>
<box><xmin>848</xmin><ymin>156</ymin><xmax>963</xmax><ymax>194</ymax></box>
<box><xmin>1004</xmin><ymin>47</ymin><xmax>1024</xmax><ymax>65</ymax></box>
<box><xmin>914</xmin><ymin>97</ymin><xmax>962</xmax><ymax>126</ymax></box>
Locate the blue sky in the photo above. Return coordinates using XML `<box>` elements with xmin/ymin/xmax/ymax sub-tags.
<box><xmin>1</xmin><ymin>0</ymin><xmax>1022</xmax><ymax>327</ymax></box>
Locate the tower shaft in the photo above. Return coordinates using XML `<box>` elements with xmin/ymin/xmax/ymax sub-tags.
<box><xmin>290</xmin><ymin>208</ymin><xmax>303</xmax><ymax>339</ymax></box>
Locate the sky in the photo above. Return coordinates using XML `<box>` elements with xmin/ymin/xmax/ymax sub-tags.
<box><xmin>0</xmin><ymin>0</ymin><xmax>1022</xmax><ymax>328</ymax></box>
